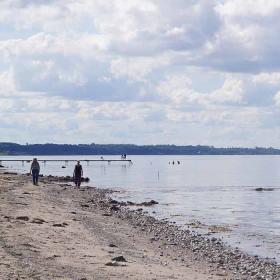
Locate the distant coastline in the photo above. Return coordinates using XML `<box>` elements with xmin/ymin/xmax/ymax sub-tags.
<box><xmin>0</xmin><ymin>142</ymin><xmax>280</xmax><ymax>155</ymax></box>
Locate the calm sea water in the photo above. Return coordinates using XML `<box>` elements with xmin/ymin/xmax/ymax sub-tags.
<box><xmin>2</xmin><ymin>155</ymin><xmax>280</xmax><ymax>261</ymax></box>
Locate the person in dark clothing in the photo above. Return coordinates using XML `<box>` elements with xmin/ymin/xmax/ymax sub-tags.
<box><xmin>30</xmin><ymin>158</ymin><xmax>40</xmax><ymax>185</ymax></box>
<box><xmin>73</xmin><ymin>161</ymin><xmax>83</xmax><ymax>187</ymax></box>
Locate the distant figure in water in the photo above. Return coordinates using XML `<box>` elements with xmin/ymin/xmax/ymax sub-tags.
<box><xmin>177</xmin><ymin>161</ymin><xmax>180</xmax><ymax>164</ymax></box>
<box><xmin>172</xmin><ymin>160</ymin><xmax>175</xmax><ymax>165</ymax></box>
<box><xmin>30</xmin><ymin>158</ymin><xmax>40</xmax><ymax>185</ymax></box>
<box><xmin>73</xmin><ymin>161</ymin><xmax>83</xmax><ymax>187</ymax></box>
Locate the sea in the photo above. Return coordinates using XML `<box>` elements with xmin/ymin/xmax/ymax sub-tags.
<box><xmin>2</xmin><ymin>155</ymin><xmax>280</xmax><ymax>262</ymax></box>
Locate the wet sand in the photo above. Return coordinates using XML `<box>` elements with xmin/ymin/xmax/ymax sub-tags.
<box><xmin>0</xmin><ymin>172</ymin><xmax>279</xmax><ymax>279</ymax></box>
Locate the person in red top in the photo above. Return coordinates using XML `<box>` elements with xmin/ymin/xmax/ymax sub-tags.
<box><xmin>73</xmin><ymin>161</ymin><xmax>83</xmax><ymax>187</ymax></box>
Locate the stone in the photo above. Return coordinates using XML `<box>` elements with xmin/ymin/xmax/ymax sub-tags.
<box><xmin>140</xmin><ymin>200</ymin><xmax>159</xmax><ymax>206</ymax></box>
<box><xmin>110</xmin><ymin>205</ymin><xmax>120</xmax><ymax>211</ymax></box>
<box><xmin>255</xmin><ymin>187</ymin><xmax>274</xmax><ymax>191</ymax></box>
<box><xmin>81</xmin><ymin>204</ymin><xmax>89</xmax><ymax>208</ymax></box>
<box><xmin>102</xmin><ymin>213</ymin><xmax>112</xmax><ymax>217</ymax></box>
<box><xmin>53</xmin><ymin>222</ymin><xmax>68</xmax><ymax>227</ymax></box>
<box><xmin>3</xmin><ymin>172</ymin><xmax>17</xmax><ymax>175</ymax></box>
<box><xmin>32</xmin><ymin>218</ymin><xmax>46</xmax><ymax>224</ymax></box>
<box><xmin>109</xmin><ymin>199</ymin><xmax>119</xmax><ymax>204</ymax></box>
<box><xmin>16</xmin><ymin>216</ymin><xmax>29</xmax><ymax>221</ymax></box>
<box><xmin>105</xmin><ymin>261</ymin><xmax>126</xmax><ymax>267</ymax></box>
<box><xmin>111</xmin><ymin>256</ymin><xmax>127</xmax><ymax>262</ymax></box>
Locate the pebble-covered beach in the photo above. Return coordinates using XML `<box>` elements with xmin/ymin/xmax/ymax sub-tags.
<box><xmin>0</xmin><ymin>172</ymin><xmax>279</xmax><ymax>279</ymax></box>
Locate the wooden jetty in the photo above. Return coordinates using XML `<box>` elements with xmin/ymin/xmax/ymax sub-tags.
<box><xmin>0</xmin><ymin>159</ymin><xmax>132</xmax><ymax>165</ymax></box>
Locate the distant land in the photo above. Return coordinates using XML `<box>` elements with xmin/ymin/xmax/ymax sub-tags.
<box><xmin>0</xmin><ymin>142</ymin><xmax>280</xmax><ymax>155</ymax></box>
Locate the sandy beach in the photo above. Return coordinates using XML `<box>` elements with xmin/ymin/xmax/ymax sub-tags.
<box><xmin>0</xmin><ymin>172</ymin><xmax>279</xmax><ymax>280</ymax></box>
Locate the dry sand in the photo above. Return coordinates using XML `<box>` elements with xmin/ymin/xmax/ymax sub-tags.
<box><xmin>0</xmin><ymin>172</ymin><xmax>236</xmax><ymax>279</ymax></box>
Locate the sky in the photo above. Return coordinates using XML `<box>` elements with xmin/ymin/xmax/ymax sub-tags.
<box><xmin>1</xmin><ymin>0</ymin><xmax>280</xmax><ymax>147</ymax></box>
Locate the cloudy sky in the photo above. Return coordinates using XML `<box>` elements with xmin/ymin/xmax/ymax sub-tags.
<box><xmin>1</xmin><ymin>0</ymin><xmax>280</xmax><ymax>147</ymax></box>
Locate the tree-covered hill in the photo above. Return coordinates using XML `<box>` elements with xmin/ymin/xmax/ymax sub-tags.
<box><xmin>0</xmin><ymin>142</ymin><xmax>279</xmax><ymax>155</ymax></box>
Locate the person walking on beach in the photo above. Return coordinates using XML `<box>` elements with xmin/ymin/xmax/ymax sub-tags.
<box><xmin>73</xmin><ymin>161</ymin><xmax>83</xmax><ymax>187</ymax></box>
<box><xmin>30</xmin><ymin>158</ymin><xmax>40</xmax><ymax>185</ymax></box>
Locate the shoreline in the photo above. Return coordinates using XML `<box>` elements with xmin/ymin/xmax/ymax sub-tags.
<box><xmin>0</xmin><ymin>172</ymin><xmax>279</xmax><ymax>279</ymax></box>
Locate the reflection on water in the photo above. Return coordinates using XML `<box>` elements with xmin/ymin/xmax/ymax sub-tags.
<box><xmin>2</xmin><ymin>154</ymin><xmax>280</xmax><ymax>261</ymax></box>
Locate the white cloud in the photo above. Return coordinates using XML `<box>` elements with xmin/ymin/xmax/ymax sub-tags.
<box><xmin>209</xmin><ymin>0</ymin><xmax>280</xmax><ymax>72</ymax></box>
<box><xmin>1</xmin><ymin>0</ymin><xmax>280</xmax><ymax>146</ymax></box>
<box><xmin>216</xmin><ymin>0</ymin><xmax>280</xmax><ymax>17</ymax></box>
<box><xmin>253</xmin><ymin>72</ymin><xmax>280</xmax><ymax>85</ymax></box>
<box><xmin>110</xmin><ymin>54</ymin><xmax>171</xmax><ymax>82</ymax></box>
<box><xmin>157</xmin><ymin>75</ymin><xmax>201</xmax><ymax>105</ymax></box>
<box><xmin>156</xmin><ymin>74</ymin><xmax>244</xmax><ymax>107</ymax></box>
<box><xmin>273</xmin><ymin>91</ymin><xmax>280</xmax><ymax>107</ymax></box>
<box><xmin>209</xmin><ymin>77</ymin><xmax>244</xmax><ymax>105</ymax></box>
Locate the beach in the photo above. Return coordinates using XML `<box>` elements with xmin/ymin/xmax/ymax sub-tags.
<box><xmin>0</xmin><ymin>172</ymin><xmax>279</xmax><ymax>280</ymax></box>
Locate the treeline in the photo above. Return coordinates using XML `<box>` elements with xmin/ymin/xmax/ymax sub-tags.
<box><xmin>0</xmin><ymin>142</ymin><xmax>279</xmax><ymax>155</ymax></box>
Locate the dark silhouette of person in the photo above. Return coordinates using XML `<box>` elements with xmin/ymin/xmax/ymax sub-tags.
<box><xmin>30</xmin><ymin>158</ymin><xmax>40</xmax><ymax>185</ymax></box>
<box><xmin>73</xmin><ymin>161</ymin><xmax>83</xmax><ymax>187</ymax></box>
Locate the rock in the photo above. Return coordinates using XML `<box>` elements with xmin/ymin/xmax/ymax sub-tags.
<box><xmin>53</xmin><ymin>222</ymin><xmax>68</xmax><ymax>227</ymax></box>
<box><xmin>81</xmin><ymin>204</ymin><xmax>89</xmax><ymax>208</ymax></box>
<box><xmin>110</xmin><ymin>205</ymin><xmax>120</xmax><ymax>211</ymax></box>
<box><xmin>109</xmin><ymin>199</ymin><xmax>119</xmax><ymax>204</ymax></box>
<box><xmin>46</xmin><ymin>254</ymin><xmax>61</xmax><ymax>260</ymax></box>
<box><xmin>82</xmin><ymin>177</ymin><xmax>90</xmax><ymax>182</ymax></box>
<box><xmin>105</xmin><ymin>261</ymin><xmax>126</xmax><ymax>267</ymax></box>
<box><xmin>16</xmin><ymin>216</ymin><xmax>29</xmax><ymax>221</ymax></box>
<box><xmin>61</xmin><ymin>166</ymin><xmax>66</xmax><ymax>168</ymax></box>
<box><xmin>126</xmin><ymin>200</ymin><xmax>159</xmax><ymax>207</ymax></box>
<box><xmin>52</xmin><ymin>175</ymin><xmax>90</xmax><ymax>182</ymax></box>
<box><xmin>32</xmin><ymin>218</ymin><xmax>46</xmax><ymax>224</ymax></box>
<box><xmin>140</xmin><ymin>200</ymin><xmax>159</xmax><ymax>206</ymax></box>
<box><xmin>255</xmin><ymin>187</ymin><xmax>274</xmax><ymax>191</ymax></box>
<box><xmin>109</xmin><ymin>243</ymin><xmax>118</xmax><ymax>248</ymax></box>
<box><xmin>111</xmin><ymin>256</ymin><xmax>127</xmax><ymax>262</ymax></box>
<box><xmin>3</xmin><ymin>172</ymin><xmax>17</xmax><ymax>175</ymax></box>
<box><xmin>0</xmin><ymin>164</ymin><xmax>4</xmax><ymax>168</ymax></box>
<box><xmin>126</xmin><ymin>201</ymin><xmax>134</xmax><ymax>206</ymax></box>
